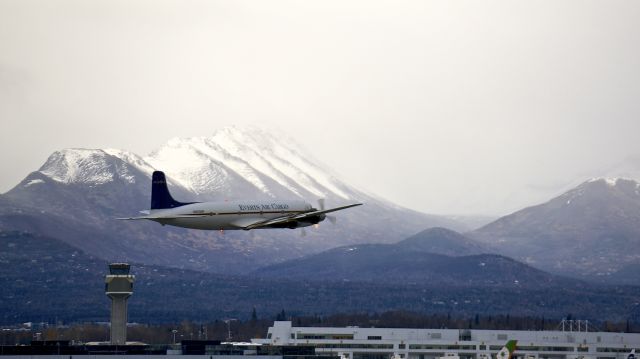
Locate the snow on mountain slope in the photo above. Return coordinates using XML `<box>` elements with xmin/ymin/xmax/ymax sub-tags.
<box><xmin>103</xmin><ymin>148</ymin><xmax>156</xmax><ymax>178</ymax></box>
<box><xmin>471</xmin><ymin>177</ymin><xmax>640</xmax><ymax>278</ymax></box>
<box><xmin>210</xmin><ymin>128</ymin><xmax>314</xmax><ymax>197</ymax></box>
<box><xmin>145</xmin><ymin>126</ymin><xmax>351</xmax><ymax>200</ymax></box>
<box><xmin>34</xmin><ymin>126</ymin><xmax>363</xmax><ymax>202</ymax></box>
<box><xmin>214</xmin><ymin>127</ymin><xmax>351</xmax><ymax>199</ymax></box>
<box><xmin>39</xmin><ymin>149</ymin><xmax>144</xmax><ymax>185</ymax></box>
<box><xmin>144</xmin><ymin>137</ymin><xmax>235</xmax><ymax>195</ymax></box>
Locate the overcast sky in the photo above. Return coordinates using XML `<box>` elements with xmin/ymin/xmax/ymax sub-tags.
<box><xmin>1</xmin><ymin>0</ymin><xmax>639</xmax><ymax>216</ymax></box>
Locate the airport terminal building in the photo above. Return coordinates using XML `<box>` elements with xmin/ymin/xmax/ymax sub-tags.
<box><xmin>2</xmin><ymin>321</ymin><xmax>639</xmax><ymax>359</ymax></box>
<box><xmin>253</xmin><ymin>321</ymin><xmax>640</xmax><ymax>359</ymax></box>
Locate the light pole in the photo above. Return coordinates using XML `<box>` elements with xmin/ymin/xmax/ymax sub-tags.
<box><xmin>223</xmin><ymin>319</ymin><xmax>237</xmax><ymax>341</ymax></box>
<box><xmin>171</xmin><ymin>329</ymin><xmax>178</xmax><ymax>344</ymax></box>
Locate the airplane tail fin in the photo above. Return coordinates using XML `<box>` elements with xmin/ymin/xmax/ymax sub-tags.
<box><xmin>150</xmin><ymin>171</ymin><xmax>194</xmax><ymax>210</ymax></box>
<box><xmin>496</xmin><ymin>340</ymin><xmax>517</xmax><ymax>359</ymax></box>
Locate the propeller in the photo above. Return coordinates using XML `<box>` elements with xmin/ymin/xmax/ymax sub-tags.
<box><xmin>317</xmin><ymin>198</ymin><xmax>337</xmax><ymax>225</ymax></box>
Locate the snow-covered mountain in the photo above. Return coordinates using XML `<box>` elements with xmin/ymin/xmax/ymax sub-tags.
<box><xmin>0</xmin><ymin>126</ymin><xmax>465</xmax><ymax>274</ymax></box>
<box><xmin>37</xmin><ymin>148</ymin><xmax>153</xmax><ymax>185</ymax></box>
<box><xmin>30</xmin><ymin>126</ymin><xmax>367</xmax><ymax>203</ymax></box>
<box><xmin>144</xmin><ymin>126</ymin><xmax>354</xmax><ymax>201</ymax></box>
<box><xmin>470</xmin><ymin>177</ymin><xmax>640</xmax><ymax>279</ymax></box>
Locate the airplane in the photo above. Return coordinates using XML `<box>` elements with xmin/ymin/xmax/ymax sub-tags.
<box><xmin>496</xmin><ymin>340</ymin><xmax>518</xmax><ymax>359</ymax></box>
<box><xmin>118</xmin><ymin>171</ymin><xmax>362</xmax><ymax>231</ymax></box>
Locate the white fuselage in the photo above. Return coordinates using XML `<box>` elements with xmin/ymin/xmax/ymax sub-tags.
<box><xmin>150</xmin><ymin>200</ymin><xmax>314</xmax><ymax>230</ymax></box>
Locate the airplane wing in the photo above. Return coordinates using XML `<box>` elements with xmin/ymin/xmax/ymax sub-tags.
<box><xmin>243</xmin><ymin>203</ymin><xmax>362</xmax><ymax>230</ymax></box>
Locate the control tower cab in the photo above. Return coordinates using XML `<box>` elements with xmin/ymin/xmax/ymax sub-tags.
<box><xmin>105</xmin><ymin>263</ymin><xmax>135</xmax><ymax>345</ymax></box>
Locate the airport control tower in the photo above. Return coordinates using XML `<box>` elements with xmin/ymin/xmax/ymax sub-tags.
<box><xmin>105</xmin><ymin>263</ymin><xmax>135</xmax><ymax>345</ymax></box>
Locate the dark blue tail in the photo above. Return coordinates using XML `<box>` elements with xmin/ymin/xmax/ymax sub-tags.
<box><xmin>151</xmin><ymin>171</ymin><xmax>195</xmax><ymax>210</ymax></box>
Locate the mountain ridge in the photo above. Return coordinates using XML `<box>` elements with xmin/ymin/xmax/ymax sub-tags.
<box><xmin>4</xmin><ymin>230</ymin><xmax>639</xmax><ymax>325</ymax></box>
<box><xmin>397</xmin><ymin>227</ymin><xmax>489</xmax><ymax>256</ymax></box>
<box><xmin>470</xmin><ymin>177</ymin><xmax>640</xmax><ymax>278</ymax></box>
<box><xmin>6</xmin><ymin>127</ymin><xmax>640</xmax><ymax>282</ymax></box>
<box><xmin>0</xmin><ymin>126</ymin><xmax>469</xmax><ymax>275</ymax></box>
<box><xmin>254</xmin><ymin>228</ymin><xmax>575</xmax><ymax>288</ymax></box>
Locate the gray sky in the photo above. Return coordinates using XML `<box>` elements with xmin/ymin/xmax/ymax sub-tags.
<box><xmin>1</xmin><ymin>0</ymin><xmax>639</xmax><ymax>216</ymax></box>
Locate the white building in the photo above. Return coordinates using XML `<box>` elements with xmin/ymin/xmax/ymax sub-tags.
<box><xmin>252</xmin><ymin>321</ymin><xmax>640</xmax><ymax>359</ymax></box>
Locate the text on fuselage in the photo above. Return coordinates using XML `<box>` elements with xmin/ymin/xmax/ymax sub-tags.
<box><xmin>238</xmin><ymin>203</ymin><xmax>290</xmax><ymax>211</ymax></box>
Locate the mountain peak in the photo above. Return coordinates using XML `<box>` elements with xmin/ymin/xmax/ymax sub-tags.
<box><xmin>37</xmin><ymin>148</ymin><xmax>153</xmax><ymax>186</ymax></box>
<box><xmin>31</xmin><ymin>126</ymin><xmax>353</xmax><ymax>201</ymax></box>
<box><xmin>472</xmin><ymin>175</ymin><xmax>640</xmax><ymax>277</ymax></box>
<box><xmin>145</xmin><ymin>126</ymin><xmax>352</xmax><ymax>200</ymax></box>
<box><xmin>559</xmin><ymin>177</ymin><xmax>640</xmax><ymax>206</ymax></box>
<box><xmin>39</xmin><ymin>149</ymin><xmax>115</xmax><ymax>184</ymax></box>
<box><xmin>585</xmin><ymin>177</ymin><xmax>639</xmax><ymax>188</ymax></box>
<box><xmin>397</xmin><ymin>227</ymin><xmax>487</xmax><ymax>256</ymax></box>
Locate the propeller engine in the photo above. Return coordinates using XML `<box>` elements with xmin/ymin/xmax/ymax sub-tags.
<box><xmin>317</xmin><ymin>198</ymin><xmax>337</xmax><ymax>226</ymax></box>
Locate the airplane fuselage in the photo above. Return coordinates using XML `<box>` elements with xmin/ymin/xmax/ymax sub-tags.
<box><xmin>150</xmin><ymin>200</ymin><xmax>317</xmax><ymax>230</ymax></box>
